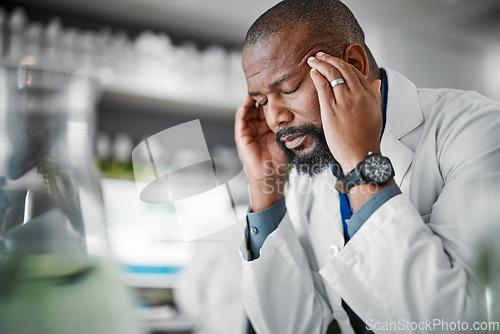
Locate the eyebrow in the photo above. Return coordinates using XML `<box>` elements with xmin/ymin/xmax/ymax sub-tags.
<box><xmin>248</xmin><ymin>73</ymin><xmax>294</xmax><ymax>97</ymax></box>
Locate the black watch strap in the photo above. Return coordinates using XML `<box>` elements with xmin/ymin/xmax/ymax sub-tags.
<box><xmin>344</xmin><ymin>165</ymin><xmax>363</xmax><ymax>193</ymax></box>
<box><xmin>334</xmin><ymin>163</ymin><xmax>363</xmax><ymax>194</ymax></box>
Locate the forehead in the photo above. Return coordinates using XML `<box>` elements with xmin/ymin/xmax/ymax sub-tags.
<box><xmin>242</xmin><ymin>27</ymin><xmax>319</xmax><ymax>88</ymax></box>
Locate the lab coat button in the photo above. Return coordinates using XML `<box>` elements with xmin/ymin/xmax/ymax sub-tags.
<box><xmin>250</xmin><ymin>227</ymin><xmax>258</xmax><ymax>234</ymax></box>
<box><xmin>328</xmin><ymin>245</ymin><xmax>340</xmax><ymax>256</ymax></box>
<box><xmin>333</xmin><ymin>310</ymin><xmax>348</xmax><ymax>322</ymax></box>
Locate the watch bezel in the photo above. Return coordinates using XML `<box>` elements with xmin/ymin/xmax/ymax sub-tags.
<box><xmin>360</xmin><ymin>153</ymin><xmax>394</xmax><ymax>184</ymax></box>
<box><xmin>339</xmin><ymin>153</ymin><xmax>395</xmax><ymax>193</ymax></box>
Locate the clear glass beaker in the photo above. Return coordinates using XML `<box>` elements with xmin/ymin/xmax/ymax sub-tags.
<box><xmin>0</xmin><ymin>64</ymin><xmax>143</xmax><ymax>334</ymax></box>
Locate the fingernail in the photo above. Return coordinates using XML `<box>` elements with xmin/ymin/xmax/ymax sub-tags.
<box><xmin>316</xmin><ymin>51</ymin><xmax>325</xmax><ymax>57</ymax></box>
<box><xmin>307</xmin><ymin>56</ymin><xmax>316</xmax><ymax>63</ymax></box>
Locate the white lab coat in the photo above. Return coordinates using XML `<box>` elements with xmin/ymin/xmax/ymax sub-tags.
<box><xmin>239</xmin><ymin>68</ymin><xmax>500</xmax><ymax>334</ymax></box>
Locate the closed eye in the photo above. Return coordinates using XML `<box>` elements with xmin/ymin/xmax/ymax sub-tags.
<box><xmin>282</xmin><ymin>82</ymin><xmax>302</xmax><ymax>95</ymax></box>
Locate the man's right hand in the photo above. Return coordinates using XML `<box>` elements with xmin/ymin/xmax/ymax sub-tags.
<box><xmin>234</xmin><ymin>94</ymin><xmax>288</xmax><ymax>212</ymax></box>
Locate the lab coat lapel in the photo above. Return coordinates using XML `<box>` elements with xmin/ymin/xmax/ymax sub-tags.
<box><xmin>380</xmin><ymin>69</ymin><xmax>424</xmax><ymax>188</ymax></box>
<box><xmin>380</xmin><ymin>129</ymin><xmax>413</xmax><ymax>188</ymax></box>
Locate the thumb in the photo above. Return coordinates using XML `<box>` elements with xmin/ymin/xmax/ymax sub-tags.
<box><xmin>371</xmin><ymin>79</ymin><xmax>382</xmax><ymax>105</ymax></box>
<box><xmin>371</xmin><ymin>79</ymin><xmax>382</xmax><ymax>96</ymax></box>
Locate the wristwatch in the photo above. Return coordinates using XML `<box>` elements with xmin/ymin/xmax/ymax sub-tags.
<box><xmin>335</xmin><ymin>152</ymin><xmax>394</xmax><ymax>193</ymax></box>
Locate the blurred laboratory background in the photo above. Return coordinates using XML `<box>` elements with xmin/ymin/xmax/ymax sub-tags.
<box><xmin>0</xmin><ymin>0</ymin><xmax>499</xmax><ymax>334</ymax></box>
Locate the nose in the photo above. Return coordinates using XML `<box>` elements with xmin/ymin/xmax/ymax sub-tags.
<box><xmin>264</xmin><ymin>97</ymin><xmax>294</xmax><ymax>131</ymax></box>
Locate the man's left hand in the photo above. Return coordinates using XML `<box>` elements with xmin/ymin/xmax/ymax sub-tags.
<box><xmin>308</xmin><ymin>52</ymin><xmax>383</xmax><ymax>173</ymax></box>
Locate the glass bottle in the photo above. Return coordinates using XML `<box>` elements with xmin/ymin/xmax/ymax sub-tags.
<box><xmin>0</xmin><ymin>64</ymin><xmax>144</xmax><ymax>334</ymax></box>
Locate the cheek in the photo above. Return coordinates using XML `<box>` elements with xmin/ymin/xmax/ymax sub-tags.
<box><xmin>298</xmin><ymin>83</ymin><xmax>322</xmax><ymax>125</ymax></box>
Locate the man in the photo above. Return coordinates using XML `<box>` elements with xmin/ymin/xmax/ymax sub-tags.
<box><xmin>234</xmin><ymin>0</ymin><xmax>500</xmax><ymax>333</ymax></box>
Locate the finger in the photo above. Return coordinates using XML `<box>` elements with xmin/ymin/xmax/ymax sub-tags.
<box><xmin>236</xmin><ymin>93</ymin><xmax>260</xmax><ymax>122</ymax></box>
<box><xmin>307</xmin><ymin>56</ymin><xmax>348</xmax><ymax>94</ymax></box>
<box><xmin>315</xmin><ymin>52</ymin><xmax>365</xmax><ymax>93</ymax></box>
<box><xmin>310</xmin><ymin>68</ymin><xmax>337</xmax><ymax>112</ymax></box>
<box><xmin>257</xmin><ymin>104</ymin><xmax>266</xmax><ymax>121</ymax></box>
<box><xmin>234</xmin><ymin>104</ymin><xmax>246</xmax><ymax>134</ymax></box>
<box><xmin>235</xmin><ymin>93</ymin><xmax>256</xmax><ymax>117</ymax></box>
<box><xmin>349</xmin><ymin>64</ymin><xmax>373</xmax><ymax>91</ymax></box>
<box><xmin>235</xmin><ymin>94</ymin><xmax>257</xmax><ymax>138</ymax></box>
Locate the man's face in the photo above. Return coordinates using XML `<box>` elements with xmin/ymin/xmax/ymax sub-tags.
<box><xmin>242</xmin><ymin>26</ymin><xmax>336</xmax><ymax>176</ymax></box>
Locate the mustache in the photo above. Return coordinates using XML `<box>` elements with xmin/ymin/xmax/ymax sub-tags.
<box><xmin>274</xmin><ymin>123</ymin><xmax>342</xmax><ymax>178</ymax></box>
<box><xmin>274</xmin><ymin>124</ymin><xmax>323</xmax><ymax>146</ymax></box>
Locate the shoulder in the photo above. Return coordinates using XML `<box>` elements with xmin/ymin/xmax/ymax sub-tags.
<box><xmin>417</xmin><ymin>87</ymin><xmax>499</xmax><ymax>119</ymax></box>
<box><xmin>416</xmin><ymin>87</ymin><xmax>500</xmax><ymax>145</ymax></box>
<box><xmin>416</xmin><ymin>87</ymin><xmax>500</xmax><ymax>178</ymax></box>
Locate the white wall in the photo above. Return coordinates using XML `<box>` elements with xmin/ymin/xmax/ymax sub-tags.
<box><xmin>364</xmin><ymin>22</ymin><xmax>500</xmax><ymax>101</ymax></box>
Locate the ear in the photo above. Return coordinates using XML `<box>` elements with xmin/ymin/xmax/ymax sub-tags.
<box><xmin>343</xmin><ymin>43</ymin><xmax>369</xmax><ymax>77</ymax></box>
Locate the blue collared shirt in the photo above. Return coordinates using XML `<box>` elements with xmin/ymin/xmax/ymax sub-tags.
<box><xmin>246</xmin><ymin>183</ymin><xmax>401</xmax><ymax>259</ymax></box>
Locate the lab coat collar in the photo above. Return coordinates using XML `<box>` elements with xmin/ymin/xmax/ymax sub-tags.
<box><xmin>384</xmin><ymin>68</ymin><xmax>424</xmax><ymax>139</ymax></box>
<box><xmin>380</xmin><ymin>68</ymin><xmax>424</xmax><ymax>187</ymax></box>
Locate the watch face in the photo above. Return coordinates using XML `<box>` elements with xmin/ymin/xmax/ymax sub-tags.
<box><xmin>362</xmin><ymin>154</ymin><xmax>393</xmax><ymax>184</ymax></box>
